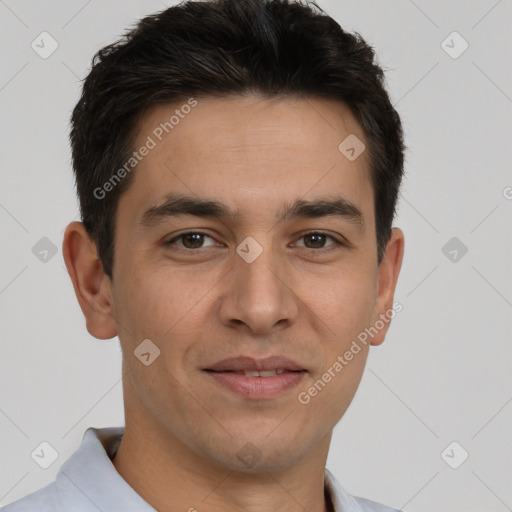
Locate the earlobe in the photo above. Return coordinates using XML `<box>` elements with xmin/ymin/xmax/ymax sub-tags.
<box><xmin>370</xmin><ymin>227</ymin><xmax>405</xmax><ymax>346</ymax></box>
<box><xmin>62</xmin><ymin>221</ymin><xmax>118</xmax><ymax>340</ymax></box>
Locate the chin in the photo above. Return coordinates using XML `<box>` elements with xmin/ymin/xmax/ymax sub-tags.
<box><xmin>223</xmin><ymin>443</ymin><xmax>306</xmax><ymax>474</ymax></box>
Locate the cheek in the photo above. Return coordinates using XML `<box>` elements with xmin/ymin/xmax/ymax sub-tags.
<box><xmin>296</xmin><ymin>343</ymin><xmax>369</xmax><ymax>437</ymax></box>
<box><xmin>302</xmin><ymin>267</ymin><xmax>375</xmax><ymax>405</ymax></box>
<box><xmin>303</xmin><ymin>266</ymin><xmax>377</xmax><ymax>334</ymax></box>
<box><xmin>114</xmin><ymin>265</ymin><xmax>219</xmax><ymax>353</ymax></box>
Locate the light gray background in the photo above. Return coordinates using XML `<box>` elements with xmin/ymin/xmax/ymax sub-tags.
<box><xmin>1</xmin><ymin>1</ymin><xmax>511</xmax><ymax>511</ymax></box>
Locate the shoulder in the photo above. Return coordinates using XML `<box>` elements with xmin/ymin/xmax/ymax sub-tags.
<box><xmin>351</xmin><ymin>495</ymin><xmax>402</xmax><ymax>512</ymax></box>
<box><xmin>1</xmin><ymin>482</ymin><xmax>60</xmax><ymax>511</ymax></box>
<box><xmin>325</xmin><ymin>468</ymin><xmax>402</xmax><ymax>512</ymax></box>
<box><xmin>1</xmin><ymin>426</ymin><xmax>131</xmax><ymax>512</ymax></box>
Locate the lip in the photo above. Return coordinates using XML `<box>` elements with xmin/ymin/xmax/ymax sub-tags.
<box><xmin>204</xmin><ymin>355</ymin><xmax>305</xmax><ymax>372</ymax></box>
<box><xmin>203</xmin><ymin>355</ymin><xmax>307</xmax><ymax>399</ymax></box>
<box><xmin>204</xmin><ymin>370</ymin><xmax>306</xmax><ymax>399</ymax></box>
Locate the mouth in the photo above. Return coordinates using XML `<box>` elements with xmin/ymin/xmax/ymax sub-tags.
<box><xmin>206</xmin><ymin>368</ymin><xmax>302</xmax><ymax>377</ymax></box>
<box><xmin>203</xmin><ymin>356</ymin><xmax>307</xmax><ymax>399</ymax></box>
<box><xmin>204</xmin><ymin>355</ymin><xmax>306</xmax><ymax>373</ymax></box>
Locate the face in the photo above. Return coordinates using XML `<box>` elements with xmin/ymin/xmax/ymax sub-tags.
<box><xmin>99</xmin><ymin>94</ymin><xmax>401</xmax><ymax>472</ymax></box>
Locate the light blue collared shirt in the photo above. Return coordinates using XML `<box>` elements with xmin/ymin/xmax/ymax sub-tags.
<box><xmin>1</xmin><ymin>427</ymin><xmax>401</xmax><ymax>512</ymax></box>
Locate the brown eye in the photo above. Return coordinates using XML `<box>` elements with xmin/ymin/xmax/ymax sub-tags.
<box><xmin>295</xmin><ymin>232</ymin><xmax>340</xmax><ymax>249</ymax></box>
<box><xmin>304</xmin><ymin>233</ymin><xmax>328</xmax><ymax>248</ymax></box>
<box><xmin>166</xmin><ymin>232</ymin><xmax>218</xmax><ymax>249</ymax></box>
<box><xmin>181</xmin><ymin>233</ymin><xmax>205</xmax><ymax>249</ymax></box>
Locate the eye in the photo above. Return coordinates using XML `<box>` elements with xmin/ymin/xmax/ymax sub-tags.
<box><xmin>164</xmin><ymin>230</ymin><xmax>346</xmax><ymax>252</ymax></box>
<box><xmin>165</xmin><ymin>231</ymin><xmax>220</xmax><ymax>250</ymax></box>
<box><xmin>294</xmin><ymin>232</ymin><xmax>343</xmax><ymax>250</ymax></box>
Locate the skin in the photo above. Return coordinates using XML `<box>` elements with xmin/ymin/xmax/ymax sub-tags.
<box><xmin>63</xmin><ymin>94</ymin><xmax>404</xmax><ymax>512</ymax></box>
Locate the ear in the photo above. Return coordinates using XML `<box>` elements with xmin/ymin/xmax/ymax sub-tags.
<box><xmin>370</xmin><ymin>227</ymin><xmax>404</xmax><ymax>346</ymax></box>
<box><xmin>62</xmin><ymin>221</ymin><xmax>117</xmax><ymax>340</ymax></box>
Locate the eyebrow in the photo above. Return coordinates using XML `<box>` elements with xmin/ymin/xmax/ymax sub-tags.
<box><xmin>139</xmin><ymin>193</ymin><xmax>365</xmax><ymax>230</ymax></box>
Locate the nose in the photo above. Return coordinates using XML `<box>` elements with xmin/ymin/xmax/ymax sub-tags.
<box><xmin>217</xmin><ymin>242</ymin><xmax>300</xmax><ymax>336</ymax></box>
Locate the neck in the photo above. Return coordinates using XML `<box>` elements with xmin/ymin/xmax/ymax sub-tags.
<box><xmin>112</xmin><ymin>412</ymin><xmax>333</xmax><ymax>512</ymax></box>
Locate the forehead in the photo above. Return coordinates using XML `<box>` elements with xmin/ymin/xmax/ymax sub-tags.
<box><xmin>119</xmin><ymin>94</ymin><xmax>373</xmax><ymax>227</ymax></box>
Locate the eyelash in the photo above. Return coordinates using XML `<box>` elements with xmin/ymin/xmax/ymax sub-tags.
<box><xmin>165</xmin><ymin>231</ymin><xmax>346</xmax><ymax>252</ymax></box>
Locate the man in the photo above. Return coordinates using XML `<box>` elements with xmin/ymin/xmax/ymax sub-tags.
<box><xmin>2</xmin><ymin>0</ymin><xmax>405</xmax><ymax>510</ymax></box>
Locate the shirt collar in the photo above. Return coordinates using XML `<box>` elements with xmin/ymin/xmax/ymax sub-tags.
<box><xmin>56</xmin><ymin>426</ymin><xmax>369</xmax><ymax>512</ymax></box>
<box><xmin>56</xmin><ymin>426</ymin><xmax>155</xmax><ymax>511</ymax></box>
